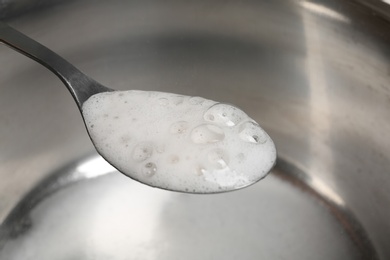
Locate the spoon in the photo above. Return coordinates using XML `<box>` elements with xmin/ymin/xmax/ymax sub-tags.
<box><xmin>0</xmin><ymin>22</ymin><xmax>277</xmax><ymax>194</ymax></box>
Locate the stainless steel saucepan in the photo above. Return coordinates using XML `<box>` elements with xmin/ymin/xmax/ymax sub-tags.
<box><xmin>0</xmin><ymin>0</ymin><xmax>389</xmax><ymax>259</ymax></box>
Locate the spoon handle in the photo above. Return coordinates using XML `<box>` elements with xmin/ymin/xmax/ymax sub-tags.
<box><xmin>0</xmin><ymin>22</ymin><xmax>110</xmax><ymax>108</ymax></box>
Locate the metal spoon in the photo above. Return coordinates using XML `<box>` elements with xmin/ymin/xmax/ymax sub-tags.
<box><xmin>0</xmin><ymin>22</ymin><xmax>276</xmax><ymax>193</ymax></box>
<box><xmin>0</xmin><ymin>22</ymin><xmax>110</xmax><ymax>107</ymax></box>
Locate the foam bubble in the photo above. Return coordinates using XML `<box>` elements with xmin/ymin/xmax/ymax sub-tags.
<box><xmin>82</xmin><ymin>90</ymin><xmax>276</xmax><ymax>193</ymax></box>
<box><xmin>189</xmin><ymin>96</ymin><xmax>204</xmax><ymax>105</ymax></box>
<box><xmin>158</xmin><ymin>98</ymin><xmax>169</xmax><ymax>106</ymax></box>
<box><xmin>190</xmin><ymin>124</ymin><xmax>225</xmax><ymax>144</ymax></box>
<box><xmin>238</xmin><ymin>121</ymin><xmax>268</xmax><ymax>144</ymax></box>
<box><xmin>207</xmin><ymin>149</ymin><xmax>229</xmax><ymax>169</ymax></box>
<box><xmin>141</xmin><ymin>162</ymin><xmax>157</xmax><ymax>177</ymax></box>
<box><xmin>204</xmin><ymin>103</ymin><xmax>247</xmax><ymax>127</ymax></box>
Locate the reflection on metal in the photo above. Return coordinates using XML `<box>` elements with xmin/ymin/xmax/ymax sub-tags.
<box><xmin>0</xmin><ymin>155</ymin><xmax>378</xmax><ymax>259</ymax></box>
<box><xmin>303</xmin><ymin>2</ymin><xmax>344</xmax><ymax>208</ymax></box>
<box><xmin>76</xmin><ymin>156</ymin><xmax>116</xmax><ymax>179</ymax></box>
<box><xmin>274</xmin><ymin>159</ymin><xmax>378</xmax><ymax>260</ymax></box>
<box><xmin>85</xmin><ymin>174</ymin><xmax>171</xmax><ymax>258</ymax></box>
<box><xmin>309</xmin><ymin>175</ymin><xmax>345</xmax><ymax>206</ymax></box>
<box><xmin>301</xmin><ymin>1</ymin><xmax>350</xmax><ymax>22</ymax></box>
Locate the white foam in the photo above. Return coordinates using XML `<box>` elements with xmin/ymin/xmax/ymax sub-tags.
<box><xmin>82</xmin><ymin>90</ymin><xmax>276</xmax><ymax>193</ymax></box>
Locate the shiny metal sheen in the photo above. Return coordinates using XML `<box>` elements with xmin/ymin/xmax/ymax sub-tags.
<box><xmin>0</xmin><ymin>0</ymin><xmax>389</xmax><ymax>259</ymax></box>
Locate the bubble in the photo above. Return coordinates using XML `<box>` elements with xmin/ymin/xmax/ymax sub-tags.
<box><xmin>204</xmin><ymin>103</ymin><xmax>247</xmax><ymax>127</ymax></box>
<box><xmin>194</xmin><ymin>165</ymin><xmax>205</xmax><ymax>176</ymax></box>
<box><xmin>207</xmin><ymin>114</ymin><xmax>215</xmax><ymax>121</ymax></box>
<box><xmin>142</xmin><ymin>162</ymin><xmax>157</xmax><ymax>177</ymax></box>
<box><xmin>172</xmin><ymin>95</ymin><xmax>184</xmax><ymax>105</ymax></box>
<box><xmin>190</xmin><ymin>124</ymin><xmax>225</xmax><ymax>144</ymax></box>
<box><xmin>158</xmin><ymin>98</ymin><xmax>169</xmax><ymax>106</ymax></box>
<box><xmin>170</xmin><ymin>121</ymin><xmax>189</xmax><ymax>135</ymax></box>
<box><xmin>132</xmin><ymin>142</ymin><xmax>153</xmax><ymax>161</ymax></box>
<box><xmin>207</xmin><ymin>149</ymin><xmax>229</xmax><ymax>169</ymax></box>
<box><xmin>238</xmin><ymin>121</ymin><xmax>268</xmax><ymax>144</ymax></box>
<box><xmin>189</xmin><ymin>96</ymin><xmax>204</xmax><ymax>105</ymax></box>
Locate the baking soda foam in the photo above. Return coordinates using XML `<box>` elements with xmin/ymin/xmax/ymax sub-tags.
<box><xmin>82</xmin><ymin>90</ymin><xmax>276</xmax><ymax>193</ymax></box>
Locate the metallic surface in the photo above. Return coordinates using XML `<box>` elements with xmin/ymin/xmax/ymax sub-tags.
<box><xmin>0</xmin><ymin>156</ymin><xmax>378</xmax><ymax>259</ymax></box>
<box><xmin>0</xmin><ymin>0</ymin><xmax>389</xmax><ymax>259</ymax></box>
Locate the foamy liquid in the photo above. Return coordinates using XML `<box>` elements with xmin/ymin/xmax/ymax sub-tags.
<box><xmin>82</xmin><ymin>90</ymin><xmax>276</xmax><ymax>193</ymax></box>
